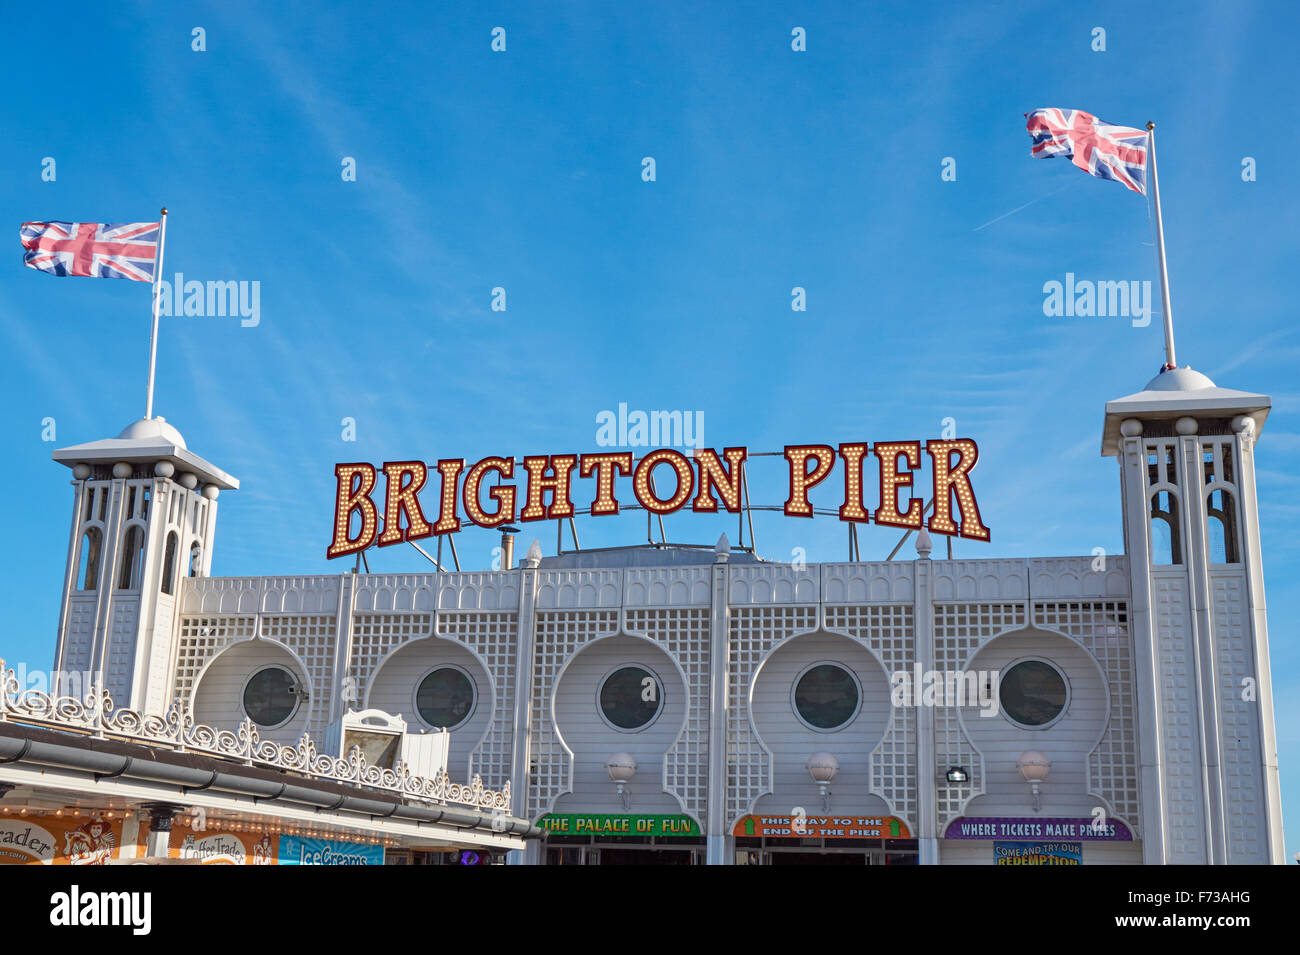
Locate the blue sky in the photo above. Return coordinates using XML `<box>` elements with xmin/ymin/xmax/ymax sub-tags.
<box><xmin>2</xmin><ymin>1</ymin><xmax>1297</xmax><ymax>858</ymax></box>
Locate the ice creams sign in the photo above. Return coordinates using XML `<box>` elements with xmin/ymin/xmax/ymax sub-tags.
<box><xmin>326</xmin><ymin>441</ymin><xmax>990</xmax><ymax>558</ymax></box>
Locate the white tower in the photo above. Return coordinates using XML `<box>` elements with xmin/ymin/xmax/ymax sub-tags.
<box><xmin>51</xmin><ymin>418</ymin><xmax>238</xmax><ymax>712</ymax></box>
<box><xmin>1103</xmin><ymin>366</ymin><xmax>1284</xmax><ymax>864</ymax></box>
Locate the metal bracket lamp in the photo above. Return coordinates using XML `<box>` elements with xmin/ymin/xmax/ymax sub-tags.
<box><xmin>606</xmin><ymin>753</ymin><xmax>636</xmax><ymax>811</ymax></box>
<box><xmin>806</xmin><ymin>752</ymin><xmax>839</xmax><ymax>813</ymax></box>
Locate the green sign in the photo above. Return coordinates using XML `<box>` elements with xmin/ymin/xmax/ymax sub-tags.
<box><xmin>538</xmin><ymin>814</ymin><xmax>700</xmax><ymax>837</ymax></box>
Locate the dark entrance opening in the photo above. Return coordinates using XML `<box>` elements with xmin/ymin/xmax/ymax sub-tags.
<box><xmin>545</xmin><ymin>834</ymin><xmax>704</xmax><ymax>865</ymax></box>
<box><xmin>768</xmin><ymin>850</ymin><xmax>863</xmax><ymax>865</ymax></box>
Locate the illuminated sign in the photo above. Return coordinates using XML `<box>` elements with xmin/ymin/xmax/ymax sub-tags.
<box><xmin>994</xmin><ymin>841</ymin><xmax>1082</xmax><ymax>865</ymax></box>
<box><xmin>945</xmin><ymin>817</ymin><xmax>1132</xmax><ymax>841</ymax></box>
<box><xmin>538</xmin><ymin>814</ymin><xmax>700</xmax><ymax>837</ymax></box>
<box><xmin>276</xmin><ymin>834</ymin><xmax>385</xmax><ymax>865</ymax></box>
<box><xmin>732</xmin><ymin>815</ymin><xmax>912</xmax><ymax>839</ymax></box>
<box><xmin>326</xmin><ymin>440</ymin><xmax>989</xmax><ymax>557</ymax></box>
<box><xmin>0</xmin><ymin>816</ymin><xmax>127</xmax><ymax>866</ymax></box>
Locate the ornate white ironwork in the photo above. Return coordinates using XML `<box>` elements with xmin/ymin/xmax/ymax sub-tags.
<box><xmin>0</xmin><ymin>659</ymin><xmax>510</xmax><ymax>813</ymax></box>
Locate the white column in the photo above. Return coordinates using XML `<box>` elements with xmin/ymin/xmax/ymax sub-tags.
<box><xmin>53</xmin><ymin>473</ymin><xmax>89</xmax><ymax>681</ymax></box>
<box><xmin>1117</xmin><ymin>421</ymin><xmax>1168</xmax><ymax>864</ymax></box>
<box><xmin>328</xmin><ymin>571</ymin><xmax>358</xmax><ymax>725</ymax></box>
<box><xmin>1232</xmin><ymin>417</ymin><xmax>1286</xmax><ymax>863</ymax></box>
<box><xmin>507</xmin><ymin>550</ymin><xmax>540</xmax><ymax>865</ymax></box>
<box><xmin>914</xmin><ymin>554</ymin><xmax>938</xmax><ymax>864</ymax></box>
<box><xmin>118</xmin><ymin>812</ymin><xmax>142</xmax><ymax>860</ymax></box>
<box><xmin>705</xmin><ymin>548</ymin><xmax>732</xmax><ymax>865</ymax></box>
<box><xmin>90</xmin><ymin>466</ymin><xmax>132</xmax><ymax>692</ymax></box>
<box><xmin>1177</xmin><ymin>418</ymin><xmax>1226</xmax><ymax>864</ymax></box>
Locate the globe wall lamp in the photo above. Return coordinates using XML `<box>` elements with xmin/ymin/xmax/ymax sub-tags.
<box><xmin>806</xmin><ymin>752</ymin><xmax>839</xmax><ymax>812</ymax></box>
<box><xmin>1017</xmin><ymin>751</ymin><xmax>1052</xmax><ymax>812</ymax></box>
<box><xmin>606</xmin><ymin>753</ymin><xmax>636</xmax><ymax>810</ymax></box>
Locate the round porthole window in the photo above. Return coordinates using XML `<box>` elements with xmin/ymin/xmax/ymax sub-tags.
<box><xmin>415</xmin><ymin>666</ymin><xmax>476</xmax><ymax>730</ymax></box>
<box><xmin>792</xmin><ymin>662</ymin><xmax>861</xmax><ymax>731</ymax></box>
<box><xmin>598</xmin><ymin>665</ymin><xmax>664</xmax><ymax>731</ymax></box>
<box><xmin>242</xmin><ymin>667</ymin><xmax>300</xmax><ymax>728</ymax></box>
<box><xmin>999</xmin><ymin>659</ymin><xmax>1069</xmax><ymax>728</ymax></box>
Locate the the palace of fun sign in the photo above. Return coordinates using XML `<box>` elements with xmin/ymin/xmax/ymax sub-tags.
<box><xmin>326</xmin><ymin>440</ymin><xmax>990</xmax><ymax>559</ymax></box>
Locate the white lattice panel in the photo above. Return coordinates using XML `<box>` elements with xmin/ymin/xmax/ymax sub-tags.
<box><xmin>623</xmin><ymin>567</ymin><xmax>709</xmax><ymax>607</ymax></box>
<box><xmin>529</xmin><ymin>610</ymin><xmax>620</xmax><ymax>818</ymax></box>
<box><xmin>536</xmin><ymin>569</ymin><xmax>623</xmax><ymax>609</ymax></box>
<box><xmin>933</xmin><ymin>601</ymin><xmax>1024</xmax><ymax>825</ymax></box>
<box><xmin>821</xmin><ymin>562</ymin><xmax>914</xmax><ymax>603</ymax></box>
<box><xmin>258</xmin><ymin>576</ymin><xmax>342</xmax><ymax>613</ymax></box>
<box><xmin>932</xmin><ymin>560</ymin><xmax>1028</xmax><ymax>601</ymax></box>
<box><xmin>728</xmin><ymin>564</ymin><xmax>819</xmax><ymax>605</ymax></box>
<box><xmin>353</xmin><ymin>573</ymin><xmax>438</xmax><ymax>611</ymax></box>
<box><xmin>1029</xmin><ymin>556</ymin><xmax>1131</xmax><ymax>599</ymax></box>
<box><xmin>180</xmin><ymin>577</ymin><xmax>263</xmax><ymax>614</ymax></box>
<box><xmin>259</xmin><ymin>614</ymin><xmax>337</xmax><ymax>735</ymax></box>
<box><xmin>825</xmin><ymin>604</ymin><xmax>916</xmax><ymax>825</ymax></box>
<box><xmin>62</xmin><ymin>595</ymin><xmax>97</xmax><ymax>674</ymax></box>
<box><xmin>349</xmin><ymin>612</ymin><xmax>434</xmax><ymax>706</ymax></box>
<box><xmin>727</xmin><ymin>605</ymin><xmax>819</xmax><ymax>823</ymax></box>
<box><xmin>104</xmin><ymin>597</ymin><xmax>140</xmax><ymax>704</ymax></box>
<box><xmin>437</xmin><ymin>612</ymin><xmax>518</xmax><ymax>788</ymax></box>
<box><xmin>1153</xmin><ymin>574</ymin><xmax>1207</xmax><ymax>861</ymax></box>
<box><xmin>1035</xmin><ymin>600</ymin><xmax>1139</xmax><ymax>832</ymax></box>
<box><xmin>624</xmin><ymin>608</ymin><xmax>711</xmax><ymax>822</ymax></box>
<box><xmin>1211</xmin><ymin>572</ymin><xmax>1265</xmax><ymax>862</ymax></box>
<box><xmin>435</xmin><ymin>572</ymin><xmax>519</xmax><ymax>610</ymax></box>
<box><xmin>174</xmin><ymin>615</ymin><xmax>257</xmax><ymax>703</ymax></box>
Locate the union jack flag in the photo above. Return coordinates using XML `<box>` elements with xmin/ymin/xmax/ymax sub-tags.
<box><xmin>1025</xmin><ymin>108</ymin><xmax>1148</xmax><ymax>194</ymax></box>
<box><xmin>20</xmin><ymin>221</ymin><xmax>161</xmax><ymax>282</ymax></box>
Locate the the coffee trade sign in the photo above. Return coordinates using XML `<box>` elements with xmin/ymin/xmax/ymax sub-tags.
<box><xmin>538</xmin><ymin>814</ymin><xmax>700</xmax><ymax>837</ymax></box>
<box><xmin>326</xmin><ymin>441</ymin><xmax>990</xmax><ymax>557</ymax></box>
<box><xmin>733</xmin><ymin>815</ymin><xmax>912</xmax><ymax>839</ymax></box>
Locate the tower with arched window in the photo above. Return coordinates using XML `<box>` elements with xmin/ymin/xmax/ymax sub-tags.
<box><xmin>1103</xmin><ymin>366</ymin><xmax>1284</xmax><ymax>864</ymax></box>
<box><xmin>51</xmin><ymin>418</ymin><xmax>238</xmax><ymax>712</ymax></box>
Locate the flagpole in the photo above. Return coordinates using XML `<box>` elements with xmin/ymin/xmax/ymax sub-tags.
<box><xmin>144</xmin><ymin>207</ymin><xmax>168</xmax><ymax>420</ymax></box>
<box><xmin>1145</xmin><ymin>123</ymin><xmax>1177</xmax><ymax>371</ymax></box>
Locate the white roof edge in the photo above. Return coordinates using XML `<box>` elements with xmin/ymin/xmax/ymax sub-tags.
<box><xmin>1100</xmin><ymin>387</ymin><xmax>1272</xmax><ymax>458</ymax></box>
<box><xmin>52</xmin><ymin>439</ymin><xmax>239</xmax><ymax>490</ymax></box>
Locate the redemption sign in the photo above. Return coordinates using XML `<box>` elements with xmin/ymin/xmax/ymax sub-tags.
<box><xmin>538</xmin><ymin>814</ymin><xmax>701</xmax><ymax>837</ymax></box>
<box><xmin>944</xmin><ymin>816</ymin><xmax>1133</xmax><ymax>841</ymax></box>
<box><xmin>326</xmin><ymin>441</ymin><xmax>990</xmax><ymax>557</ymax></box>
<box><xmin>993</xmin><ymin>841</ymin><xmax>1083</xmax><ymax>865</ymax></box>
<box><xmin>732</xmin><ymin>815</ymin><xmax>912</xmax><ymax>839</ymax></box>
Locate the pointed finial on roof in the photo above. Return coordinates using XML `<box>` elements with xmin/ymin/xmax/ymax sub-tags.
<box><xmin>523</xmin><ymin>539</ymin><xmax>543</xmax><ymax>568</ymax></box>
<box><xmin>915</xmin><ymin>527</ymin><xmax>933</xmax><ymax>559</ymax></box>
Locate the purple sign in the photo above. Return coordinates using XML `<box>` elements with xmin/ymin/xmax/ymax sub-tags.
<box><xmin>944</xmin><ymin>816</ymin><xmax>1133</xmax><ymax>841</ymax></box>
